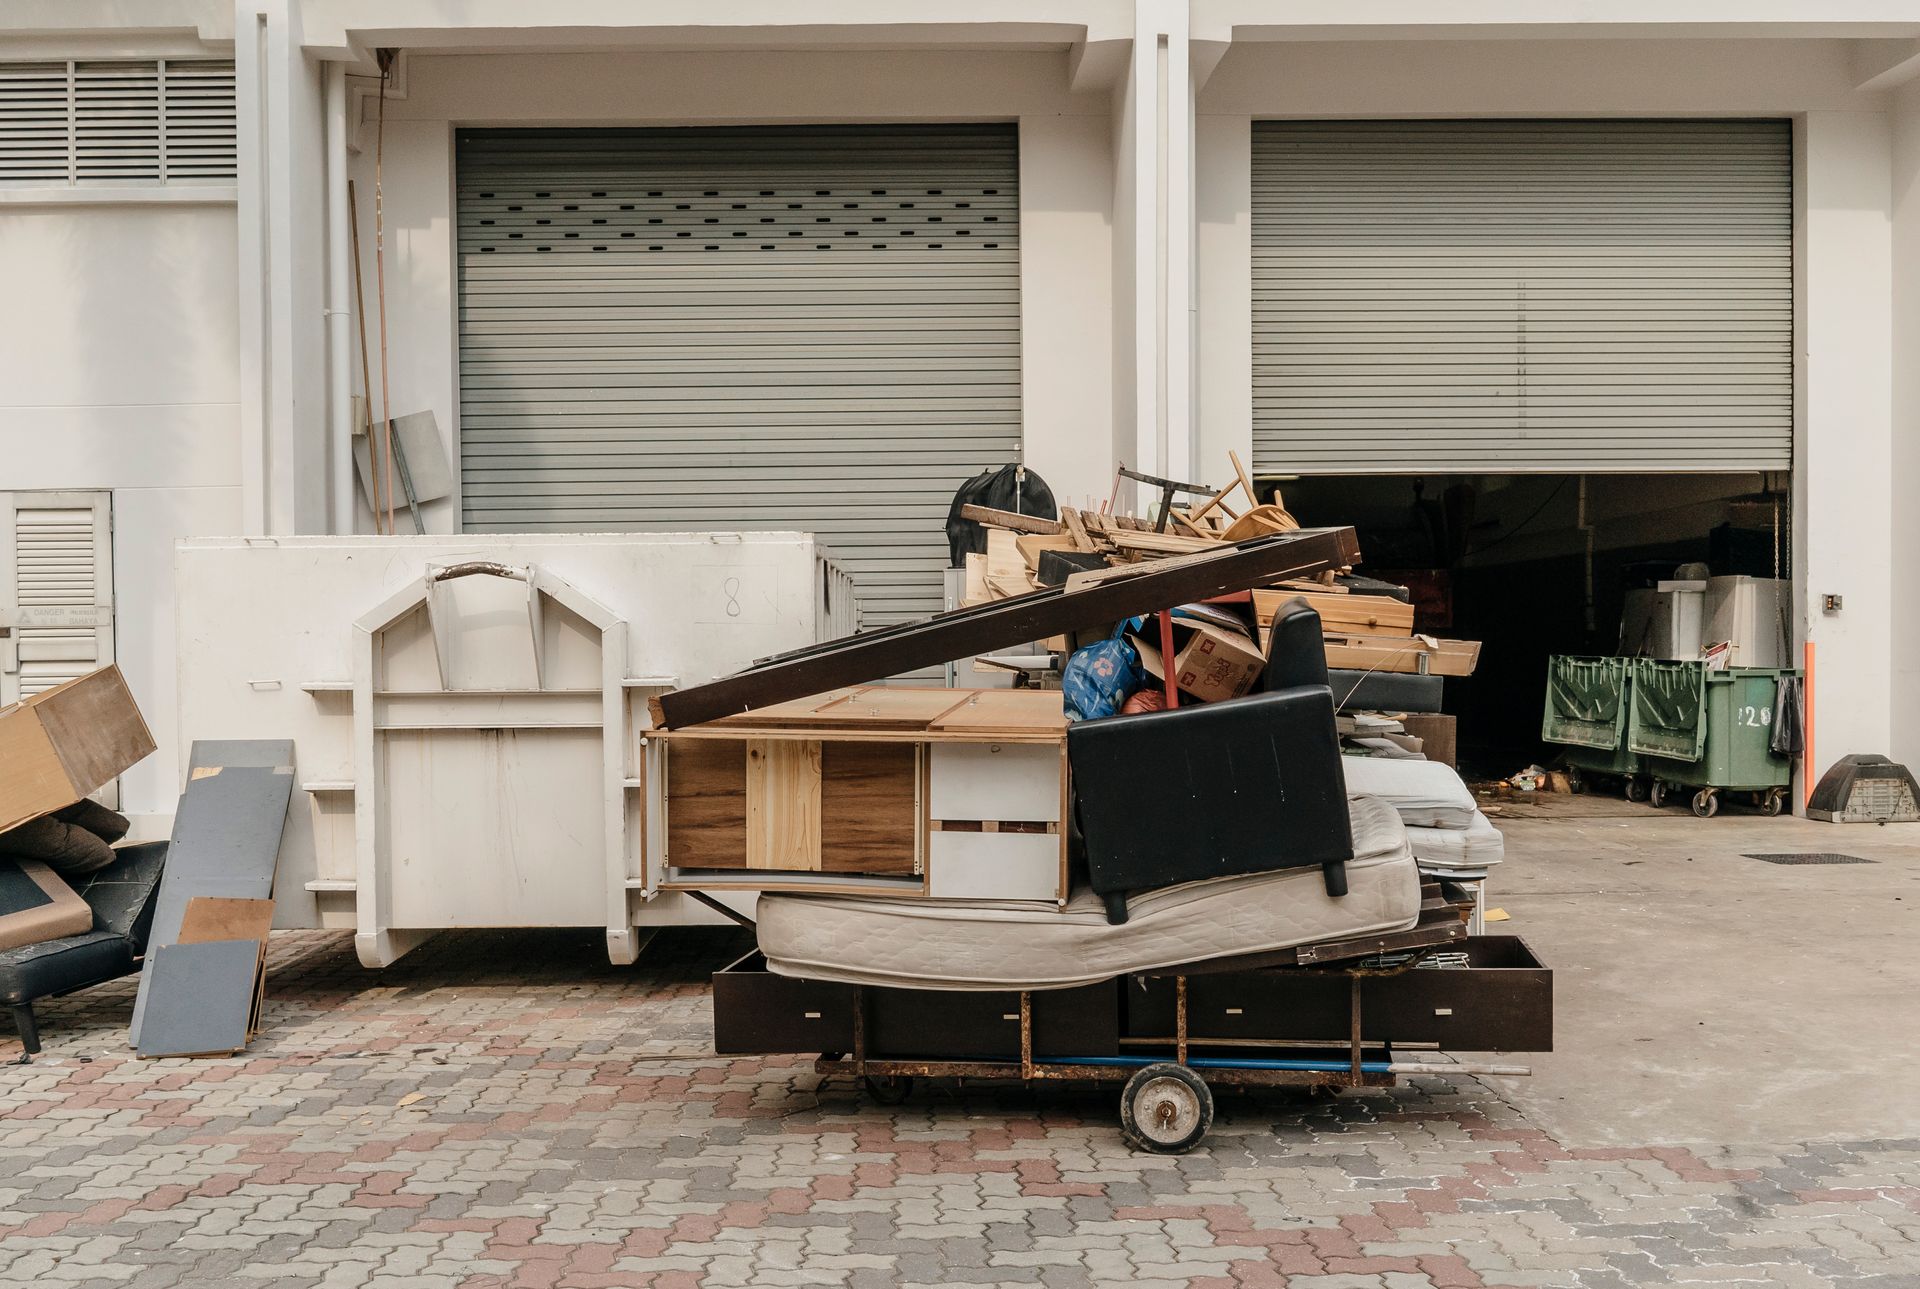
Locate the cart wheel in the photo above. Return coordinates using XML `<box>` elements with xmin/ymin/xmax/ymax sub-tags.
<box><xmin>862</xmin><ymin>1075</ymin><xmax>915</xmax><ymax>1105</ymax></box>
<box><xmin>1120</xmin><ymin>1063</ymin><xmax>1214</xmax><ymax>1155</ymax></box>
<box><xmin>1624</xmin><ymin>777</ymin><xmax>1649</xmax><ymax>803</ymax></box>
<box><xmin>1691</xmin><ymin>789</ymin><xmax>1720</xmax><ymax>820</ymax></box>
<box><xmin>1761</xmin><ymin>787</ymin><xmax>1787</xmax><ymax>817</ymax></box>
<box><xmin>1648</xmin><ymin>779</ymin><xmax>1668</xmax><ymax>808</ymax></box>
<box><xmin>1566</xmin><ymin>766</ymin><xmax>1586</xmax><ymax>795</ymax></box>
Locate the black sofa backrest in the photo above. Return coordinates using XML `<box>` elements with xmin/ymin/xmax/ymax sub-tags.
<box><xmin>69</xmin><ymin>842</ymin><xmax>169</xmax><ymax>948</ymax></box>
<box><xmin>1067</xmin><ymin>605</ymin><xmax>1353</xmax><ymax>923</ymax></box>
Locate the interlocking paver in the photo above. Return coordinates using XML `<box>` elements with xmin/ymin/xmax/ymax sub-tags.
<box><xmin>0</xmin><ymin>927</ymin><xmax>1916</xmax><ymax>1288</ymax></box>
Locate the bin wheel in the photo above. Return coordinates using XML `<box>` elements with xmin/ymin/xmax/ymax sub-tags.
<box><xmin>1691</xmin><ymin>789</ymin><xmax>1720</xmax><ymax>820</ymax></box>
<box><xmin>1624</xmin><ymin>777</ymin><xmax>1649</xmax><ymax>803</ymax></box>
<box><xmin>1648</xmin><ymin>780</ymin><xmax>1668</xmax><ymax>808</ymax></box>
<box><xmin>1761</xmin><ymin>787</ymin><xmax>1787</xmax><ymax>817</ymax></box>
<box><xmin>1120</xmin><ymin>1063</ymin><xmax>1214</xmax><ymax>1155</ymax></box>
<box><xmin>862</xmin><ymin>1075</ymin><xmax>915</xmax><ymax>1105</ymax></box>
<box><xmin>1566</xmin><ymin>766</ymin><xmax>1586</xmax><ymax>794</ymax></box>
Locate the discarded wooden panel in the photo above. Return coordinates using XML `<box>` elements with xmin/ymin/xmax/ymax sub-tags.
<box><xmin>665</xmin><ymin>739</ymin><xmax>749</xmax><ymax>868</ymax></box>
<box><xmin>128</xmin><ymin>741</ymin><xmax>293</xmax><ymax>1049</ymax></box>
<box><xmin>746</xmin><ymin>739</ymin><xmax>821</xmax><ymax>871</ymax></box>
<box><xmin>817</xmin><ymin>742</ymin><xmax>917</xmax><ymax>876</ymax></box>
<box><xmin>135</xmin><ymin>939</ymin><xmax>261</xmax><ymax>1058</ymax></box>
<box><xmin>1320</xmin><ymin>634</ymin><xmax>1482</xmax><ymax>678</ymax></box>
<box><xmin>1254</xmin><ymin>589</ymin><xmax>1414</xmax><ymax>635</ymax></box>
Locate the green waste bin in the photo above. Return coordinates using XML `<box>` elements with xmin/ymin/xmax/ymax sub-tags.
<box><xmin>1627</xmin><ymin>660</ymin><xmax>1798</xmax><ymax>818</ymax></box>
<box><xmin>1541</xmin><ymin>655</ymin><xmax>1646</xmax><ymax>797</ymax></box>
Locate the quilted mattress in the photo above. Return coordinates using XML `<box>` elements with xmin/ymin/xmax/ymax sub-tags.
<box><xmin>755</xmin><ymin>795</ymin><xmax>1420</xmax><ymax>991</ymax></box>
<box><xmin>1340</xmin><ymin>756</ymin><xmax>1478</xmax><ymax>828</ymax></box>
<box><xmin>1407</xmin><ymin>811</ymin><xmax>1505</xmax><ymax>871</ymax></box>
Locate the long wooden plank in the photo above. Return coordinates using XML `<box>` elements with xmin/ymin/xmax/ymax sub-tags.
<box><xmin>657</xmin><ymin>527</ymin><xmax>1360</xmax><ymax>728</ymax></box>
<box><xmin>958</xmin><ymin>504</ymin><xmax>1063</xmax><ymax>535</ymax></box>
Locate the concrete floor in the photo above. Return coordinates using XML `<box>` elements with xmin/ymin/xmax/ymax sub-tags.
<box><xmin>1476</xmin><ymin>788</ymin><xmax>1920</xmax><ymax>1148</ymax></box>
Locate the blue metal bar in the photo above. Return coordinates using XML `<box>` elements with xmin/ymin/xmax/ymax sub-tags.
<box><xmin>1039</xmin><ymin>1054</ymin><xmax>1396</xmax><ymax>1075</ymax></box>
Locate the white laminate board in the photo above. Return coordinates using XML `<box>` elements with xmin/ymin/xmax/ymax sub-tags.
<box><xmin>928</xmin><ymin>743</ymin><xmax>1061</xmax><ymax>824</ymax></box>
<box><xmin>926</xmin><ymin>831</ymin><xmax>1060</xmax><ymax>902</ymax></box>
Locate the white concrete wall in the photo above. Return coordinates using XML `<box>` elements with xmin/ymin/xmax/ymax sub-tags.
<box><xmin>342</xmin><ymin>49</ymin><xmax>1120</xmax><ymax>521</ymax></box>
<box><xmin>0</xmin><ymin>204</ymin><xmax>243</xmax><ymax>819</ymax></box>
<box><xmin>1888</xmin><ymin>82</ymin><xmax>1920</xmax><ymax>774</ymax></box>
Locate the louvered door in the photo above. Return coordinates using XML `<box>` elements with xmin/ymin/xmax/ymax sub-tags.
<box><xmin>455</xmin><ymin>124</ymin><xmax>1022</xmax><ymax>631</ymax></box>
<box><xmin>0</xmin><ymin>492</ymin><xmax>115</xmax><ymax>706</ymax></box>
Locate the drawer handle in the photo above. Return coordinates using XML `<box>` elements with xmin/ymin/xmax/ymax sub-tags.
<box><xmin>1434</xmin><ymin>1007</ymin><xmax>1453</xmax><ymax>1016</ymax></box>
<box><xmin>803</xmin><ymin>1011</ymin><xmax>821</xmax><ymax>1019</ymax></box>
<box><xmin>1002</xmin><ymin>1013</ymin><xmax>1019</xmax><ymax>1022</ymax></box>
<box><xmin>1224</xmin><ymin>1008</ymin><xmax>1243</xmax><ymax>1016</ymax></box>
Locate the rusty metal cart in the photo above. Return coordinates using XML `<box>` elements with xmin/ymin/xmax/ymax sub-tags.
<box><xmin>708</xmin><ymin>889</ymin><xmax>1552</xmax><ymax>1154</ymax></box>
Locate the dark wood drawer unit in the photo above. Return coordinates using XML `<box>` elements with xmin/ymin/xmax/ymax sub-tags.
<box><xmin>1125</xmin><ymin>936</ymin><xmax>1552</xmax><ymax>1053</ymax></box>
<box><xmin>712</xmin><ymin>957</ymin><xmax>1118</xmax><ymax>1059</ymax></box>
<box><xmin>713</xmin><ymin>958</ymin><xmax>856</xmax><ymax>1055</ymax></box>
<box><xmin>868</xmin><ymin>983</ymin><xmax>1117</xmax><ymax>1060</ymax></box>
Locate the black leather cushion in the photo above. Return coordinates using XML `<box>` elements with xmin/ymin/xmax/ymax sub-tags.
<box><xmin>1259</xmin><ymin>600</ymin><xmax>1331</xmax><ymax>692</ymax></box>
<box><xmin>1068</xmin><ymin>686</ymin><xmax>1354</xmax><ymax>910</ymax></box>
<box><xmin>1324</xmin><ymin>669</ymin><xmax>1444</xmax><ymax>714</ymax></box>
<box><xmin>0</xmin><ymin>930</ymin><xmax>134</xmax><ymax>1006</ymax></box>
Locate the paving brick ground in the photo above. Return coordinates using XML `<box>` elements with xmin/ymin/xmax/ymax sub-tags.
<box><xmin>2</xmin><ymin>927</ymin><xmax>1916</xmax><ymax>1289</ymax></box>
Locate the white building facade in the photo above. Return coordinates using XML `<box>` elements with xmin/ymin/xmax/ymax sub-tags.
<box><xmin>5</xmin><ymin>0</ymin><xmax>1920</xmax><ymax>822</ymax></box>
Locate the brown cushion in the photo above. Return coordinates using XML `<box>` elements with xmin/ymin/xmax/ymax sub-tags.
<box><xmin>0</xmin><ymin>859</ymin><xmax>95</xmax><ymax>951</ymax></box>
<box><xmin>0</xmin><ymin>799</ymin><xmax>129</xmax><ymax>877</ymax></box>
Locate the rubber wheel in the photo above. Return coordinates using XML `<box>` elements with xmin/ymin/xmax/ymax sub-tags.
<box><xmin>862</xmin><ymin>1075</ymin><xmax>915</xmax><ymax>1105</ymax></box>
<box><xmin>1120</xmin><ymin>1063</ymin><xmax>1214</xmax><ymax>1155</ymax></box>
<box><xmin>1692</xmin><ymin>789</ymin><xmax>1720</xmax><ymax>820</ymax></box>
<box><xmin>1761</xmin><ymin>788</ymin><xmax>1787</xmax><ymax>817</ymax></box>
<box><xmin>1566</xmin><ymin>767</ymin><xmax>1586</xmax><ymax>795</ymax></box>
<box><xmin>1624</xmin><ymin>777</ymin><xmax>1649</xmax><ymax>803</ymax></box>
<box><xmin>1648</xmin><ymin>780</ymin><xmax>1668</xmax><ymax>808</ymax></box>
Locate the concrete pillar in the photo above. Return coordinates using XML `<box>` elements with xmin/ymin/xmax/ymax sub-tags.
<box><xmin>1796</xmin><ymin>110</ymin><xmax>1896</xmax><ymax>781</ymax></box>
<box><xmin>1890</xmin><ymin>84</ymin><xmax>1920</xmax><ymax>773</ymax></box>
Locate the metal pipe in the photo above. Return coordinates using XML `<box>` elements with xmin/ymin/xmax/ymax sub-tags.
<box><xmin>324</xmin><ymin>62</ymin><xmax>352</xmax><ymax>534</ymax></box>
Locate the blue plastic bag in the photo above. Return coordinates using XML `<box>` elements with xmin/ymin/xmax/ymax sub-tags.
<box><xmin>1062</xmin><ymin>620</ymin><xmax>1147</xmax><ymax>721</ymax></box>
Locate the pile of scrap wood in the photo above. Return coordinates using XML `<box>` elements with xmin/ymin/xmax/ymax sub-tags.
<box><xmin>956</xmin><ymin>450</ymin><xmax>1482</xmax><ymax>685</ymax></box>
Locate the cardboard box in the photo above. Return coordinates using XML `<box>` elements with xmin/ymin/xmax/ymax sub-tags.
<box><xmin>1133</xmin><ymin>621</ymin><xmax>1265</xmax><ymax>704</ymax></box>
<box><xmin>1399</xmin><ymin>713</ymin><xmax>1457</xmax><ymax>768</ymax></box>
<box><xmin>0</xmin><ymin>665</ymin><xmax>155</xmax><ymax>834</ymax></box>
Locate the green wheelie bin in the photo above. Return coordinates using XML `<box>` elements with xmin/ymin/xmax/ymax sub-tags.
<box><xmin>1541</xmin><ymin>655</ymin><xmax>1647</xmax><ymax>799</ymax></box>
<box><xmin>1626</xmin><ymin>659</ymin><xmax>1798</xmax><ymax>818</ymax></box>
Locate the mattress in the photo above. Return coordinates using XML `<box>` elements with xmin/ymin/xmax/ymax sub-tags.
<box><xmin>1341</xmin><ymin>756</ymin><xmax>1478</xmax><ymax>828</ymax></box>
<box><xmin>755</xmin><ymin>795</ymin><xmax>1420</xmax><ymax>991</ymax></box>
<box><xmin>1407</xmin><ymin>811</ymin><xmax>1505</xmax><ymax>871</ymax></box>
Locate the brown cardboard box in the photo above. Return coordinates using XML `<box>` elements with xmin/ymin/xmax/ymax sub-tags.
<box><xmin>0</xmin><ymin>665</ymin><xmax>156</xmax><ymax>834</ymax></box>
<box><xmin>1132</xmin><ymin>621</ymin><xmax>1265</xmax><ymax>704</ymax></box>
<box><xmin>1399</xmin><ymin>714</ymin><xmax>1457</xmax><ymax>768</ymax></box>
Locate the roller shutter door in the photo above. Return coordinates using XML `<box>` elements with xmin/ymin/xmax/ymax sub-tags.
<box><xmin>1252</xmin><ymin>120</ymin><xmax>1792</xmax><ymax>474</ymax></box>
<box><xmin>456</xmin><ymin>125</ymin><xmax>1021</xmax><ymax>629</ymax></box>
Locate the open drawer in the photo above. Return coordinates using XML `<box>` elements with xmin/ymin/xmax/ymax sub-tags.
<box><xmin>713</xmin><ymin>952</ymin><xmax>1119</xmax><ymax>1060</ymax></box>
<box><xmin>1125</xmin><ymin>936</ymin><xmax>1552</xmax><ymax>1053</ymax></box>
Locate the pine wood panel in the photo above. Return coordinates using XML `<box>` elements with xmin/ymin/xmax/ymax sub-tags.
<box><xmin>746</xmin><ymin>738</ymin><xmax>821</xmax><ymax>871</ymax></box>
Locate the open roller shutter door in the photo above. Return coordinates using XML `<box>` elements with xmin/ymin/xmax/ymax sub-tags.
<box><xmin>456</xmin><ymin>125</ymin><xmax>1022</xmax><ymax>630</ymax></box>
<box><xmin>1252</xmin><ymin>120</ymin><xmax>1792</xmax><ymax>474</ymax></box>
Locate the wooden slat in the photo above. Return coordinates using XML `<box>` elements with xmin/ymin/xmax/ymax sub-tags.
<box><xmin>958</xmin><ymin>504</ymin><xmax>1063</xmax><ymax>535</ymax></box>
<box><xmin>745</xmin><ymin>738</ymin><xmax>821</xmax><ymax>870</ymax></box>
<box><xmin>1255</xmin><ymin>589</ymin><xmax>1414</xmax><ymax>635</ymax></box>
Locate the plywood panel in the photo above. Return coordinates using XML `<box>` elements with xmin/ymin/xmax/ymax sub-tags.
<box><xmin>666</xmin><ymin>737</ymin><xmax>748</xmax><ymax>869</ymax></box>
<box><xmin>925</xmin><ymin>689</ymin><xmax>1065</xmax><ymax>737</ymax></box>
<box><xmin>819</xmin><ymin>741</ymin><xmax>916</xmax><ymax>875</ymax></box>
<box><xmin>796</xmin><ymin>688</ymin><xmax>970</xmax><ymax>730</ymax></box>
<box><xmin>746</xmin><ymin>738</ymin><xmax>821</xmax><ymax>871</ymax></box>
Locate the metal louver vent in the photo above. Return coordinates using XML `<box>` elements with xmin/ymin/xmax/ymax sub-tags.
<box><xmin>0</xmin><ymin>59</ymin><xmax>235</xmax><ymax>186</ymax></box>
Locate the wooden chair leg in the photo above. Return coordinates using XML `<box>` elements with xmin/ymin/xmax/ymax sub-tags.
<box><xmin>10</xmin><ymin>1002</ymin><xmax>40</xmax><ymax>1055</ymax></box>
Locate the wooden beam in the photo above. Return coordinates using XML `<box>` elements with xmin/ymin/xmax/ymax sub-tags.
<box><xmin>957</xmin><ymin>504</ymin><xmax>1063</xmax><ymax>535</ymax></box>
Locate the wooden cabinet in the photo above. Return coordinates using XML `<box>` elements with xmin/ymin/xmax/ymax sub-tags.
<box><xmin>649</xmin><ymin>687</ymin><xmax>1069</xmax><ymax>903</ymax></box>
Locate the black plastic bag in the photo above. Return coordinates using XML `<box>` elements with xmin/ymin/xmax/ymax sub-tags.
<box><xmin>945</xmin><ymin>465</ymin><xmax>1058</xmax><ymax>567</ymax></box>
